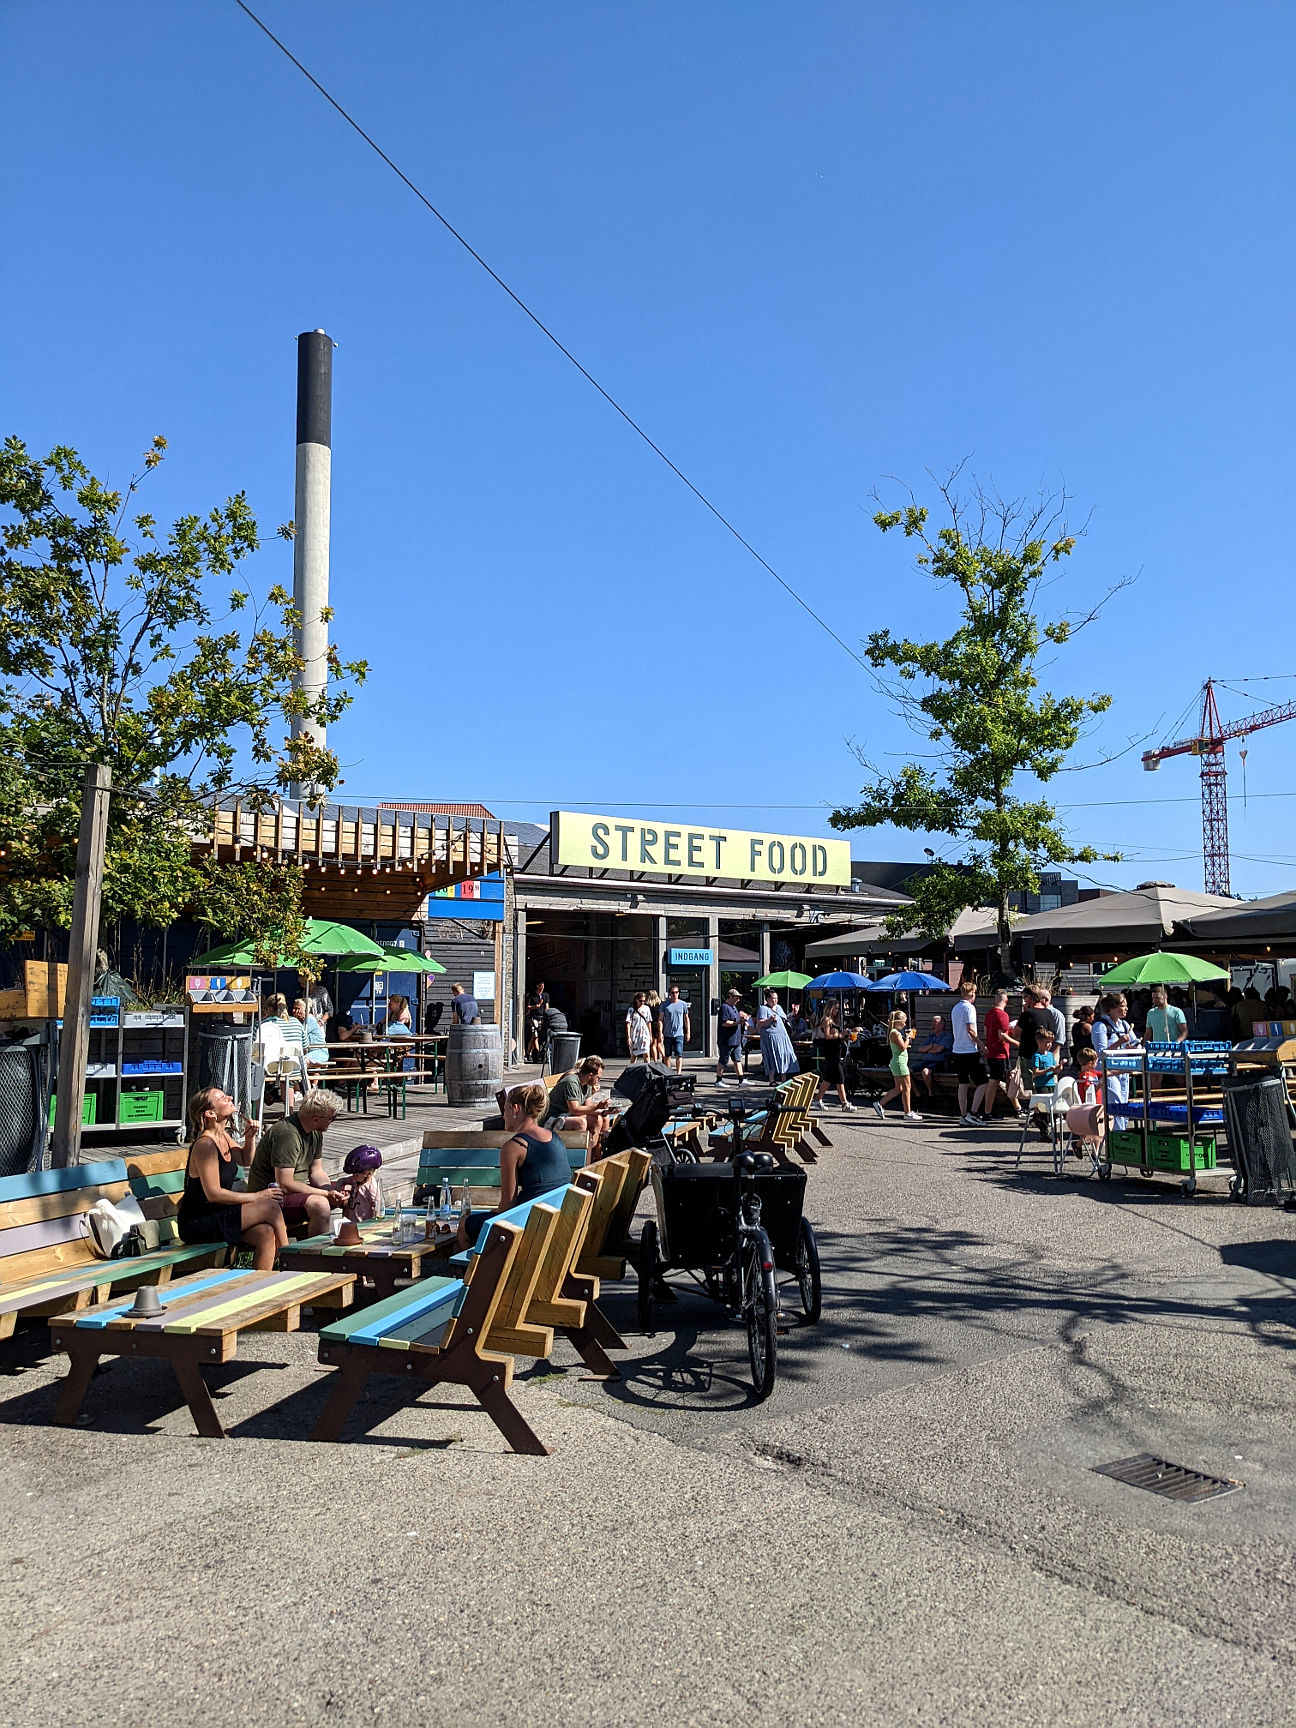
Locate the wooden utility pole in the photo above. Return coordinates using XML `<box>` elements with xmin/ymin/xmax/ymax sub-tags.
<box><xmin>50</xmin><ymin>763</ymin><xmax>112</xmax><ymax>1168</ymax></box>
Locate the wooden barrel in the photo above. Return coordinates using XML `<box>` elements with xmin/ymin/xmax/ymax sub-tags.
<box><xmin>445</xmin><ymin>1022</ymin><xmax>504</xmax><ymax>1111</ymax></box>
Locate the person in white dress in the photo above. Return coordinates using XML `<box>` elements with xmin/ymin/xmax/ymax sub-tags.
<box><xmin>625</xmin><ymin>991</ymin><xmax>653</xmax><ymax>1061</ymax></box>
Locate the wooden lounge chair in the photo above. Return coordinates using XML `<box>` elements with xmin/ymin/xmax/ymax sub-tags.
<box><xmin>312</xmin><ymin>1209</ymin><xmax>556</xmax><ymax>1454</ymax></box>
<box><xmin>49</xmin><ymin>1266</ymin><xmax>355</xmax><ymax>1437</ymax></box>
<box><xmin>732</xmin><ymin>1072</ymin><xmax>829</xmax><ymax>1164</ymax></box>
<box><xmin>312</xmin><ymin>1150</ymin><xmax>655</xmax><ymax>1451</ymax></box>
<box><xmin>0</xmin><ymin>1153</ymin><xmax>232</xmax><ymax>1342</ymax></box>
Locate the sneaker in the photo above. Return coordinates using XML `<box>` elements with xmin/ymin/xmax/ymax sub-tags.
<box><xmin>904</xmin><ymin>1111</ymin><xmax>922</xmax><ymax>1122</ymax></box>
<box><xmin>871</xmin><ymin>1100</ymin><xmax>885</xmax><ymax>1120</ymax></box>
<box><xmin>841</xmin><ymin>1101</ymin><xmax>857</xmax><ymax>1112</ymax></box>
<box><xmin>716</xmin><ymin>1079</ymin><xmax>731</xmax><ymax>1088</ymax></box>
<box><xmin>738</xmin><ymin>1078</ymin><xmax>750</xmax><ymax>1087</ymax></box>
<box><xmin>960</xmin><ymin>1113</ymin><xmax>980</xmax><ymax>1126</ymax></box>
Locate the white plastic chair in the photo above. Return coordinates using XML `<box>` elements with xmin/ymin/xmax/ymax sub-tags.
<box><xmin>1015</xmin><ymin>1080</ymin><xmax>1076</xmax><ymax>1176</ymax></box>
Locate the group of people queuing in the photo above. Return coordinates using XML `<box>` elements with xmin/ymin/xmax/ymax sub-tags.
<box><xmin>889</xmin><ymin>977</ymin><xmax>1149</xmax><ymax>1140</ymax></box>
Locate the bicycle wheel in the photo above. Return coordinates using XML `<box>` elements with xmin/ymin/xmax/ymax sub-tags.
<box><xmin>744</xmin><ymin>1229</ymin><xmax>778</xmax><ymax>1400</ymax></box>
<box><xmin>637</xmin><ymin>1220</ymin><xmax>658</xmax><ymax>1330</ymax></box>
<box><xmin>795</xmin><ymin>1216</ymin><xmax>822</xmax><ymax>1322</ymax></box>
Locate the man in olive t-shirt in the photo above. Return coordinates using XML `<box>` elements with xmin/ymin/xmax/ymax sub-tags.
<box><xmin>247</xmin><ymin>1094</ymin><xmax>344</xmax><ymax>1234</ymax></box>
<box><xmin>542</xmin><ymin>1056</ymin><xmax>609</xmax><ymax>1150</ymax></box>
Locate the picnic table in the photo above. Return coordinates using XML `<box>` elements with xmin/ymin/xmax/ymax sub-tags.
<box><xmin>50</xmin><ymin>1266</ymin><xmax>355</xmax><ymax>1438</ymax></box>
<box><xmin>278</xmin><ymin>1216</ymin><xmax>459</xmax><ymax>1298</ymax></box>
<box><xmin>318</xmin><ymin>1035</ymin><xmax>448</xmax><ymax>1114</ymax></box>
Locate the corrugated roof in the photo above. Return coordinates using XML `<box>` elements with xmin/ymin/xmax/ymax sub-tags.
<box><xmin>379</xmin><ymin>802</ymin><xmax>496</xmax><ymax>819</ymax></box>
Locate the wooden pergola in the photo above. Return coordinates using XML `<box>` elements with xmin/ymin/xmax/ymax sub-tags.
<box><xmin>205</xmin><ymin>799</ymin><xmax>508</xmax><ymax>920</ymax></box>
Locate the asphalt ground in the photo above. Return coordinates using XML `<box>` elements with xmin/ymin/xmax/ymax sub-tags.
<box><xmin>2</xmin><ymin>1073</ymin><xmax>1294</xmax><ymax>1727</ymax></box>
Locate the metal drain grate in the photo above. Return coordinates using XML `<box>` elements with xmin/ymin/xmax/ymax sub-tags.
<box><xmin>1093</xmin><ymin>1452</ymin><xmax>1242</xmax><ymax>1503</ymax></box>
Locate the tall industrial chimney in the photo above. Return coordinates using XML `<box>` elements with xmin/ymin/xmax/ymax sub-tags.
<box><xmin>290</xmin><ymin>328</ymin><xmax>332</xmax><ymax>801</ymax></box>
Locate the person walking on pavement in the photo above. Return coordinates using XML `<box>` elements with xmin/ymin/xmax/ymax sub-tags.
<box><xmin>872</xmin><ymin>1010</ymin><xmax>920</xmax><ymax>1121</ymax></box>
<box><xmin>951</xmin><ymin>978</ymin><xmax>987</xmax><ymax>1124</ymax></box>
<box><xmin>660</xmin><ymin>985</ymin><xmax>691</xmax><ymax>1073</ymax></box>
<box><xmin>715</xmin><ymin>989</ymin><xmax>747</xmax><ymax>1087</ymax></box>
<box><xmin>646</xmin><ymin>990</ymin><xmax>665</xmax><ymax>1064</ymax></box>
<box><xmin>625</xmin><ymin>991</ymin><xmax>653</xmax><ymax>1062</ymax></box>
<box><xmin>814</xmin><ymin>1000</ymin><xmax>855</xmax><ymax>1111</ymax></box>
<box><xmin>753</xmin><ymin>990</ymin><xmax>798</xmax><ymax>1081</ymax></box>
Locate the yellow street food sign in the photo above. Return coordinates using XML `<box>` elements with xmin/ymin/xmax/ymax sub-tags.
<box><xmin>550</xmin><ymin>811</ymin><xmax>851</xmax><ymax>887</ymax></box>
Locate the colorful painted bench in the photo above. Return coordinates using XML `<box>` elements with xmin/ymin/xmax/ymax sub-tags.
<box><xmin>312</xmin><ymin>1199</ymin><xmax>570</xmax><ymax>1454</ymax></box>
<box><xmin>0</xmin><ymin>1153</ymin><xmax>231</xmax><ymax>1342</ymax></box>
<box><xmin>50</xmin><ymin>1266</ymin><xmax>355</xmax><ymax>1437</ymax></box>
<box><xmin>312</xmin><ymin>1150</ymin><xmax>652</xmax><ymax>1452</ymax></box>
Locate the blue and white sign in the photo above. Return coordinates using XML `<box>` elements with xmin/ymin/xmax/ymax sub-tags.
<box><xmin>667</xmin><ymin>947</ymin><xmax>714</xmax><ymax>967</ymax></box>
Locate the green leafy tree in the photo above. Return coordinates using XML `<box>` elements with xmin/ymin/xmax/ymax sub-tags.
<box><xmin>0</xmin><ymin>434</ymin><xmax>367</xmax><ymax>966</ymax></box>
<box><xmin>831</xmin><ymin>475</ymin><xmax>1121</xmax><ymax>968</ymax></box>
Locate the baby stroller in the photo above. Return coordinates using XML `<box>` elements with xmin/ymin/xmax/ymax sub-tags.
<box><xmin>604</xmin><ymin>1064</ymin><xmax>688</xmax><ymax>1162</ymax></box>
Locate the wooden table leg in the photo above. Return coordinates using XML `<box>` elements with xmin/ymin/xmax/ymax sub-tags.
<box><xmin>53</xmin><ymin>1340</ymin><xmax>102</xmax><ymax>1426</ymax></box>
<box><xmin>171</xmin><ymin>1357</ymin><xmax>227</xmax><ymax>1439</ymax></box>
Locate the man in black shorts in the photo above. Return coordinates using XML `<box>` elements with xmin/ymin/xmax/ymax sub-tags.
<box><xmin>950</xmin><ymin>978</ymin><xmax>987</xmax><ymax>1124</ymax></box>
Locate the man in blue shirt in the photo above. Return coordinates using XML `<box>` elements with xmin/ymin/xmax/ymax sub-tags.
<box><xmin>451</xmin><ymin>983</ymin><xmax>480</xmax><ymax>1024</ymax></box>
<box><xmin>660</xmin><ymin>985</ymin><xmax>691</xmax><ymax>1073</ymax></box>
<box><xmin>715</xmin><ymin>989</ymin><xmax>747</xmax><ymax>1087</ymax></box>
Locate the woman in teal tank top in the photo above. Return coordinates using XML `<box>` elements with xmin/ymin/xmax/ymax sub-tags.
<box><xmin>456</xmin><ymin>1081</ymin><xmax>571</xmax><ymax>1249</ymax></box>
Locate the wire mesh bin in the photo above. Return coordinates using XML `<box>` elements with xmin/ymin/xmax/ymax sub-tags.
<box><xmin>1221</xmin><ymin>1073</ymin><xmax>1296</xmax><ymax>1203</ymax></box>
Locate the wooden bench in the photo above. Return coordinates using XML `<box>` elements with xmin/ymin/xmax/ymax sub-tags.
<box><xmin>312</xmin><ymin>1209</ymin><xmax>557</xmax><ymax>1454</ymax></box>
<box><xmin>50</xmin><ymin>1266</ymin><xmax>355</xmax><ymax>1437</ymax></box>
<box><xmin>710</xmin><ymin>1073</ymin><xmax>830</xmax><ymax>1164</ymax></box>
<box><xmin>313</xmin><ymin>1150</ymin><xmax>653</xmax><ymax>1451</ymax></box>
<box><xmin>0</xmin><ymin>1153</ymin><xmax>233</xmax><ymax>1342</ymax></box>
<box><xmin>413</xmin><ymin>1132</ymin><xmax>588</xmax><ymax>1207</ymax></box>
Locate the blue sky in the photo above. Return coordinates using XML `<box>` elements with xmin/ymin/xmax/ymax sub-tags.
<box><xmin>3</xmin><ymin>1</ymin><xmax>1293</xmax><ymax>896</ymax></box>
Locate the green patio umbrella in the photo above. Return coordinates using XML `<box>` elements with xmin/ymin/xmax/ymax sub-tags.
<box><xmin>753</xmin><ymin>969</ymin><xmax>813</xmax><ymax>990</ymax></box>
<box><xmin>189</xmin><ymin>918</ymin><xmax>386</xmax><ymax>969</ymax></box>
<box><xmin>1099</xmin><ymin>951</ymin><xmax>1229</xmax><ymax>987</ymax></box>
<box><xmin>335</xmin><ymin>945</ymin><xmax>446</xmax><ymax>975</ymax></box>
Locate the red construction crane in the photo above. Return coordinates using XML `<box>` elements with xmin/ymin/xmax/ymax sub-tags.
<box><xmin>1142</xmin><ymin>679</ymin><xmax>1296</xmax><ymax>896</ymax></box>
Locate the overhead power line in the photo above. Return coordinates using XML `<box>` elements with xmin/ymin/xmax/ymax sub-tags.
<box><xmin>230</xmin><ymin>0</ymin><xmax>870</xmax><ymax>674</ymax></box>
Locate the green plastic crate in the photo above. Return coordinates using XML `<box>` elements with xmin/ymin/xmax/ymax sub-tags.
<box><xmin>1146</xmin><ymin>1130</ymin><xmax>1216</xmax><ymax>1172</ymax></box>
<box><xmin>118</xmin><ymin>1088</ymin><xmax>165</xmax><ymax>1125</ymax></box>
<box><xmin>1107</xmin><ymin>1127</ymin><xmax>1215</xmax><ymax>1171</ymax></box>
<box><xmin>47</xmin><ymin>1093</ymin><xmax>97</xmax><ymax>1127</ymax></box>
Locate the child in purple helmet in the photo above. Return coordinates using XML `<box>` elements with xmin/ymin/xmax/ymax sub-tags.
<box><xmin>338</xmin><ymin>1144</ymin><xmax>384</xmax><ymax>1223</ymax></box>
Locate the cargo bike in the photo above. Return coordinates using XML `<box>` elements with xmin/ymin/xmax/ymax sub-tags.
<box><xmin>636</xmin><ymin>1150</ymin><xmax>822</xmax><ymax>1401</ymax></box>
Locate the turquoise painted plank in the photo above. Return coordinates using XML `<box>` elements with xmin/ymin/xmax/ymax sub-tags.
<box><xmin>469</xmin><ymin>1186</ymin><xmax>569</xmax><ymax>1255</ymax></box>
<box><xmin>374</xmin><ymin>1285</ymin><xmax>464</xmax><ymax>1346</ymax></box>
<box><xmin>321</xmin><ymin>1275</ymin><xmax>464</xmax><ymax>1346</ymax></box>
<box><xmin>0</xmin><ymin>1159</ymin><xmax>127</xmax><ymax>1205</ymax></box>
<box><xmin>128</xmin><ymin>1170</ymin><xmax>186</xmax><ymax>1198</ymax></box>
<box><xmin>71</xmin><ymin>1268</ymin><xmax>247</xmax><ymax>1329</ymax></box>
<box><xmin>0</xmin><ymin>1244</ymin><xmax>223</xmax><ymax>1318</ymax></box>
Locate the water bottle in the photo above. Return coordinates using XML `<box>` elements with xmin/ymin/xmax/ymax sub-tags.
<box><xmin>459</xmin><ymin>1183</ymin><xmax>473</xmax><ymax>1234</ymax></box>
<box><xmin>439</xmin><ymin>1178</ymin><xmax>453</xmax><ymax>1221</ymax></box>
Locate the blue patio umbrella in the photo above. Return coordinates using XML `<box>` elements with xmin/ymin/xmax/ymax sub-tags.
<box><xmin>803</xmin><ymin>971</ymin><xmax>872</xmax><ymax>991</ymax></box>
<box><xmin>864</xmin><ymin>971</ymin><xmax>952</xmax><ymax>992</ymax></box>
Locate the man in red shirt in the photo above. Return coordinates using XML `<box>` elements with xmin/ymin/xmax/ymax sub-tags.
<box><xmin>979</xmin><ymin>988</ymin><xmax>1021</xmax><ymax>1120</ymax></box>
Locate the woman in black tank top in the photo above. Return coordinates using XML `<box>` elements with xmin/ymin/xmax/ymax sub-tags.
<box><xmin>179</xmin><ymin>1088</ymin><xmax>289</xmax><ymax>1271</ymax></box>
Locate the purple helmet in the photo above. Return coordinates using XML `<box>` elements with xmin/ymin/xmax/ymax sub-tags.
<box><xmin>343</xmin><ymin>1144</ymin><xmax>383</xmax><ymax>1175</ymax></box>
